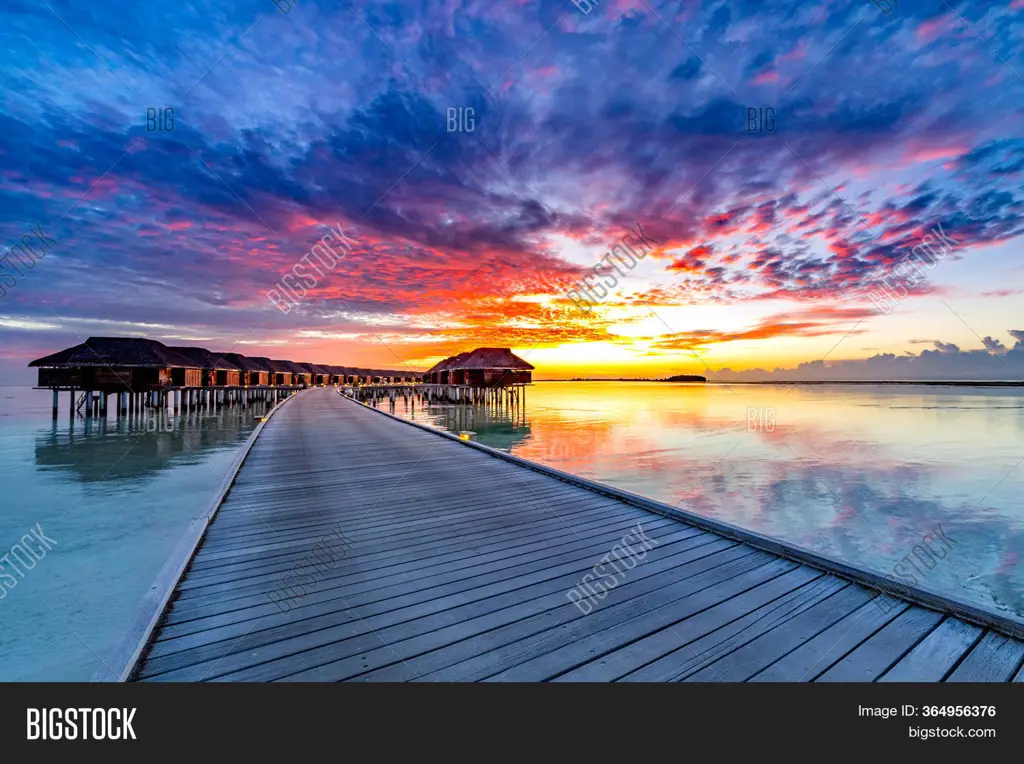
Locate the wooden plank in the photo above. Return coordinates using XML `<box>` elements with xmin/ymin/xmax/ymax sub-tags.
<box><xmin>354</xmin><ymin>549</ymin><xmax>768</xmax><ymax>683</ymax></box>
<box><xmin>199</xmin><ymin>478</ymin><xmax>599</xmax><ymax>544</ymax></box>
<box><xmin>188</xmin><ymin>486</ymin><xmax>627</xmax><ymax>569</ymax></box>
<box><xmin>189</xmin><ymin>488</ymin><xmax>635</xmax><ymax>568</ymax></box>
<box><xmin>171</xmin><ymin>505</ymin><xmax>677</xmax><ymax>612</ymax></box>
<box><xmin>878</xmin><ymin>618</ymin><xmax>983</xmax><ymax>682</ymax></box>
<box><xmin>179</xmin><ymin>493</ymin><xmax>631</xmax><ymax>584</ymax></box>
<box><xmin>748</xmin><ymin>596</ymin><xmax>906</xmax><ymax>682</ymax></box>
<box><xmin>815</xmin><ymin>607</ymin><xmax>944</xmax><ymax>682</ymax></box>
<box><xmin>149</xmin><ymin>520</ymin><xmax>703</xmax><ymax>659</ymax></box>
<box><xmin>200</xmin><ymin>479</ymin><xmax>601</xmax><ymax>542</ymax></box>
<box><xmin>681</xmin><ymin>580</ymin><xmax>869</xmax><ymax>682</ymax></box>
<box><xmin>557</xmin><ymin>566</ymin><xmax>825</xmax><ymax>682</ymax></box>
<box><xmin>945</xmin><ymin>631</ymin><xmax>1024</xmax><ymax>682</ymax></box>
<box><xmin>171</xmin><ymin>498</ymin><xmax>662</xmax><ymax>611</ymax></box>
<box><xmin>475</xmin><ymin>559</ymin><xmax>806</xmax><ymax>683</ymax></box>
<box><xmin>412</xmin><ymin>554</ymin><xmax>778</xmax><ymax>684</ymax></box>
<box><xmin>151</xmin><ymin>540</ymin><xmax>761</xmax><ymax>680</ymax></box>
<box><xmin>142</xmin><ymin>528</ymin><xmax>729</xmax><ymax>671</ymax></box>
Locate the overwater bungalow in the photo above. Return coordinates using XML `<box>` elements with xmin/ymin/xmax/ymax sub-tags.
<box><xmin>260</xmin><ymin>359</ymin><xmax>294</xmax><ymax>387</ymax></box>
<box><xmin>281</xmin><ymin>361</ymin><xmax>310</xmax><ymax>387</ymax></box>
<box><xmin>326</xmin><ymin>365</ymin><xmax>350</xmax><ymax>384</ymax></box>
<box><xmin>450</xmin><ymin>348</ymin><xmax>534</xmax><ymax>387</ymax></box>
<box><xmin>440</xmin><ymin>353</ymin><xmax>471</xmax><ymax>385</ymax></box>
<box><xmin>297</xmin><ymin>362</ymin><xmax>330</xmax><ymax>386</ymax></box>
<box><xmin>30</xmin><ymin>337</ymin><xmax>202</xmax><ymax>391</ymax></box>
<box><xmin>218</xmin><ymin>353</ymin><xmax>271</xmax><ymax>386</ymax></box>
<box><xmin>168</xmin><ymin>346</ymin><xmax>243</xmax><ymax>387</ymax></box>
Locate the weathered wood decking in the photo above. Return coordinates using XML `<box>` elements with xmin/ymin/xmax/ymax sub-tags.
<box><xmin>129</xmin><ymin>388</ymin><xmax>1024</xmax><ymax>682</ymax></box>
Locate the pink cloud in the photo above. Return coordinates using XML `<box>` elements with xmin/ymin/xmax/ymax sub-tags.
<box><xmin>904</xmin><ymin>144</ymin><xmax>968</xmax><ymax>163</ymax></box>
<box><xmin>779</xmin><ymin>41</ymin><xmax>807</xmax><ymax>62</ymax></box>
<box><xmin>917</xmin><ymin>15</ymin><xmax>956</xmax><ymax>45</ymax></box>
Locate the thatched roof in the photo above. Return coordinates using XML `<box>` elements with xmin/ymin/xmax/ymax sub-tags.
<box><xmin>434</xmin><ymin>352</ymin><xmax>470</xmax><ymax>372</ymax></box>
<box><xmin>168</xmin><ymin>346</ymin><xmax>242</xmax><ymax>371</ymax></box>
<box><xmin>28</xmin><ymin>337</ymin><xmax>430</xmax><ymax>378</ymax></box>
<box><xmin>217</xmin><ymin>353</ymin><xmax>272</xmax><ymax>373</ymax></box>
<box><xmin>449</xmin><ymin>348</ymin><xmax>534</xmax><ymax>371</ymax></box>
<box><xmin>243</xmin><ymin>356</ymin><xmax>284</xmax><ymax>373</ymax></box>
<box><xmin>29</xmin><ymin>337</ymin><xmax>200</xmax><ymax>369</ymax></box>
<box><xmin>260</xmin><ymin>359</ymin><xmax>298</xmax><ymax>375</ymax></box>
<box><xmin>296</xmin><ymin>362</ymin><xmax>330</xmax><ymax>375</ymax></box>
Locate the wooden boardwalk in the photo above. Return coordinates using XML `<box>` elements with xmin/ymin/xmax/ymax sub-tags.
<box><xmin>128</xmin><ymin>388</ymin><xmax>1024</xmax><ymax>682</ymax></box>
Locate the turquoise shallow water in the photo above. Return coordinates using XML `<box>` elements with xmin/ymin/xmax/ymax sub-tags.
<box><xmin>383</xmin><ymin>381</ymin><xmax>1024</xmax><ymax>621</ymax></box>
<box><xmin>0</xmin><ymin>386</ymin><xmax>272</xmax><ymax>680</ymax></box>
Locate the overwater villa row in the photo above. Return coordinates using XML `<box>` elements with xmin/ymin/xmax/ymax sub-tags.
<box><xmin>29</xmin><ymin>336</ymin><xmax>420</xmax><ymax>418</ymax></box>
<box><xmin>30</xmin><ymin>337</ymin><xmax>534</xmax><ymax>417</ymax></box>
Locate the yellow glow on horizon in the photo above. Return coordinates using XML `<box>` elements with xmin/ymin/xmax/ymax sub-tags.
<box><xmin>516</xmin><ymin>331</ymin><xmax>861</xmax><ymax>378</ymax></box>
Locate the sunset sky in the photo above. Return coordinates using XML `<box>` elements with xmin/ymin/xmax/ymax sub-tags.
<box><xmin>1</xmin><ymin>0</ymin><xmax>1023</xmax><ymax>382</ymax></box>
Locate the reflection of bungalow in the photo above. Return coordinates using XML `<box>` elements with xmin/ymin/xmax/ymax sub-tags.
<box><xmin>297</xmin><ymin>362</ymin><xmax>330</xmax><ymax>386</ymax></box>
<box><xmin>168</xmin><ymin>346</ymin><xmax>243</xmax><ymax>387</ymax></box>
<box><xmin>447</xmin><ymin>348</ymin><xmax>534</xmax><ymax>387</ymax></box>
<box><xmin>219</xmin><ymin>353</ymin><xmax>271</xmax><ymax>386</ymax></box>
<box><xmin>30</xmin><ymin>337</ymin><xmax>202</xmax><ymax>390</ymax></box>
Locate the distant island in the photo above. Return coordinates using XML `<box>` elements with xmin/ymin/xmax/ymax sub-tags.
<box><xmin>551</xmin><ymin>375</ymin><xmax>707</xmax><ymax>383</ymax></box>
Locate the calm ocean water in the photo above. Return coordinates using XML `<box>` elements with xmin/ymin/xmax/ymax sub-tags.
<box><xmin>0</xmin><ymin>386</ymin><xmax>272</xmax><ymax>681</ymax></box>
<box><xmin>384</xmin><ymin>381</ymin><xmax>1024</xmax><ymax>622</ymax></box>
<box><xmin>3</xmin><ymin>381</ymin><xmax>1023</xmax><ymax>680</ymax></box>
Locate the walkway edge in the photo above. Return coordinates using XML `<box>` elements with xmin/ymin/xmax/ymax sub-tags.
<box><xmin>342</xmin><ymin>392</ymin><xmax>1024</xmax><ymax>641</ymax></box>
<box><xmin>92</xmin><ymin>391</ymin><xmax>304</xmax><ymax>682</ymax></box>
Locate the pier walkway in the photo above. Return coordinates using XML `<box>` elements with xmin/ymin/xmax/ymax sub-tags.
<box><xmin>125</xmin><ymin>388</ymin><xmax>1024</xmax><ymax>682</ymax></box>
